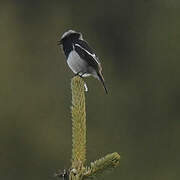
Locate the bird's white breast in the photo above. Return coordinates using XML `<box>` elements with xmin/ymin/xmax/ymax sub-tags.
<box><xmin>67</xmin><ymin>50</ymin><xmax>90</xmax><ymax>76</ymax></box>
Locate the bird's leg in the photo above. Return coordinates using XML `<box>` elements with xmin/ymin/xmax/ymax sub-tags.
<box><xmin>74</xmin><ymin>72</ymin><xmax>88</xmax><ymax>92</ymax></box>
<box><xmin>74</xmin><ymin>72</ymin><xmax>85</xmax><ymax>78</ymax></box>
<box><xmin>74</xmin><ymin>71</ymin><xmax>81</xmax><ymax>77</ymax></box>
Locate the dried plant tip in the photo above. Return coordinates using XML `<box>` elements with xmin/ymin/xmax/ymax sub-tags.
<box><xmin>84</xmin><ymin>152</ymin><xmax>120</xmax><ymax>179</ymax></box>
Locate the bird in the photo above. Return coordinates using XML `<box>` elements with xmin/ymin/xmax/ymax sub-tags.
<box><xmin>58</xmin><ymin>30</ymin><xmax>108</xmax><ymax>94</ymax></box>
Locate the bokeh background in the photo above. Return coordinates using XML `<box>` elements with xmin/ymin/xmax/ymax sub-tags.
<box><xmin>1</xmin><ymin>1</ymin><xmax>180</xmax><ymax>180</ymax></box>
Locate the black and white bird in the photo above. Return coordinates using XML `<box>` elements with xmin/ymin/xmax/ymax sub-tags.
<box><xmin>58</xmin><ymin>30</ymin><xmax>108</xmax><ymax>94</ymax></box>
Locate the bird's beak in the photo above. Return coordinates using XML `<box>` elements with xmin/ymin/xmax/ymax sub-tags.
<box><xmin>57</xmin><ymin>39</ymin><xmax>62</xmax><ymax>45</ymax></box>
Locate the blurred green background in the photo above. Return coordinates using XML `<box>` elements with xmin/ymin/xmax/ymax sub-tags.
<box><xmin>1</xmin><ymin>1</ymin><xmax>180</xmax><ymax>180</ymax></box>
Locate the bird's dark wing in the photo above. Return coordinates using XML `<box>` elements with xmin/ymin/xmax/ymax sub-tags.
<box><xmin>74</xmin><ymin>43</ymin><xmax>100</xmax><ymax>71</ymax></box>
<box><xmin>76</xmin><ymin>40</ymin><xmax>95</xmax><ymax>55</ymax></box>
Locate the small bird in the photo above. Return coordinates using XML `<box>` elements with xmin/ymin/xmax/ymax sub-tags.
<box><xmin>58</xmin><ymin>30</ymin><xmax>108</xmax><ymax>94</ymax></box>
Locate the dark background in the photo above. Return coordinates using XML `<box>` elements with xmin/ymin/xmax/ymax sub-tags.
<box><xmin>1</xmin><ymin>1</ymin><xmax>180</xmax><ymax>180</ymax></box>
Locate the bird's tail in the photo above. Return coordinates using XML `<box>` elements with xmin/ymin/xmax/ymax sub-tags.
<box><xmin>97</xmin><ymin>72</ymin><xmax>108</xmax><ymax>94</ymax></box>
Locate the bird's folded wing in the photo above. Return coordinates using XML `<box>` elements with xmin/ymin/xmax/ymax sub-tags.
<box><xmin>74</xmin><ymin>43</ymin><xmax>100</xmax><ymax>70</ymax></box>
<box><xmin>76</xmin><ymin>40</ymin><xmax>95</xmax><ymax>55</ymax></box>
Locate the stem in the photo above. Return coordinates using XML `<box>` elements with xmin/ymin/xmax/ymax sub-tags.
<box><xmin>71</xmin><ymin>76</ymin><xmax>86</xmax><ymax>169</ymax></box>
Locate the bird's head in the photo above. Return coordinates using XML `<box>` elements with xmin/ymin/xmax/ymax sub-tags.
<box><xmin>58</xmin><ymin>30</ymin><xmax>83</xmax><ymax>45</ymax></box>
